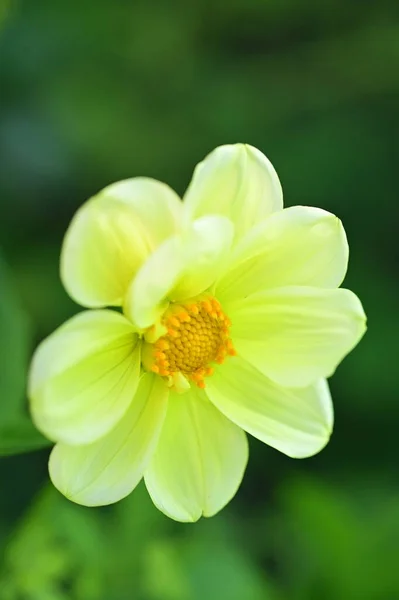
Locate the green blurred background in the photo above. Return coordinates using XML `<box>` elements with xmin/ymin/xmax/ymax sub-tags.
<box><xmin>0</xmin><ymin>0</ymin><xmax>398</xmax><ymax>598</ymax></box>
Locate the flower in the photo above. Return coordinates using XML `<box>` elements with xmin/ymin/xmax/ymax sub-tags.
<box><xmin>28</xmin><ymin>144</ymin><xmax>366</xmax><ymax>522</ymax></box>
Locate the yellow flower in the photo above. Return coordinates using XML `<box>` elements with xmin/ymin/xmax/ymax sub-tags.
<box><xmin>28</xmin><ymin>144</ymin><xmax>366</xmax><ymax>522</ymax></box>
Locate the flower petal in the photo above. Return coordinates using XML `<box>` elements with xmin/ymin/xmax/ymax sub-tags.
<box><xmin>49</xmin><ymin>373</ymin><xmax>168</xmax><ymax>506</ymax></box>
<box><xmin>183</xmin><ymin>144</ymin><xmax>283</xmax><ymax>239</ymax></box>
<box><xmin>29</xmin><ymin>310</ymin><xmax>140</xmax><ymax>445</ymax></box>
<box><xmin>216</xmin><ymin>206</ymin><xmax>349</xmax><ymax>302</ymax></box>
<box><xmin>125</xmin><ymin>215</ymin><xmax>234</xmax><ymax>329</ymax></box>
<box><xmin>228</xmin><ymin>286</ymin><xmax>366</xmax><ymax>388</ymax></box>
<box><xmin>206</xmin><ymin>356</ymin><xmax>333</xmax><ymax>458</ymax></box>
<box><xmin>61</xmin><ymin>178</ymin><xmax>182</xmax><ymax>307</ymax></box>
<box><xmin>144</xmin><ymin>388</ymin><xmax>248</xmax><ymax>522</ymax></box>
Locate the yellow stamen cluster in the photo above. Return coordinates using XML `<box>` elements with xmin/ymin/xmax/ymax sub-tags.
<box><xmin>150</xmin><ymin>297</ymin><xmax>236</xmax><ymax>388</ymax></box>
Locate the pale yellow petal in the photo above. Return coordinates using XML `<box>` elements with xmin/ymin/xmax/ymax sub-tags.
<box><xmin>217</xmin><ymin>206</ymin><xmax>349</xmax><ymax>302</ymax></box>
<box><xmin>125</xmin><ymin>216</ymin><xmax>234</xmax><ymax>329</ymax></box>
<box><xmin>61</xmin><ymin>178</ymin><xmax>182</xmax><ymax>307</ymax></box>
<box><xmin>49</xmin><ymin>374</ymin><xmax>168</xmax><ymax>506</ymax></box>
<box><xmin>29</xmin><ymin>310</ymin><xmax>140</xmax><ymax>445</ymax></box>
<box><xmin>183</xmin><ymin>144</ymin><xmax>283</xmax><ymax>239</ymax></box>
<box><xmin>144</xmin><ymin>388</ymin><xmax>248</xmax><ymax>522</ymax></box>
<box><xmin>228</xmin><ymin>286</ymin><xmax>366</xmax><ymax>388</ymax></box>
<box><xmin>206</xmin><ymin>356</ymin><xmax>333</xmax><ymax>458</ymax></box>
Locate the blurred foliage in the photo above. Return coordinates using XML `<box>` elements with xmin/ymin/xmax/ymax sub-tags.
<box><xmin>0</xmin><ymin>256</ymin><xmax>49</xmax><ymax>454</ymax></box>
<box><xmin>0</xmin><ymin>0</ymin><xmax>398</xmax><ymax>598</ymax></box>
<box><xmin>2</xmin><ymin>479</ymin><xmax>399</xmax><ymax>600</ymax></box>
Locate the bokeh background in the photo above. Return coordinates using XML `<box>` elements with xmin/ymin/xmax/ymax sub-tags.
<box><xmin>0</xmin><ymin>0</ymin><xmax>398</xmax><ymax>598</ymax></box>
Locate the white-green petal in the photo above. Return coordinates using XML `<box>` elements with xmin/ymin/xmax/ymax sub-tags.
<box><xmin>183</xmin><ymin>144</ymin><xmax>283</xmax><ymax>239</ymax></box>
<box><xmin>125</xmin><ymin>215</ymin><xmax>234</xmax><ymax>329</ymax></box>
<box><xmin>29</xmin><ymin>310</ymin><xmax>140</xmax><ymax>445</ymax></box>
<box><xmin>145</xmin><ymin>388</ymin><xmax>248</xmax><ymax>522</ymax></box>
<box><xmin>49</xmin><ymin>374</ymin><xmax>168</xmax><ymax>506</ymax></box>
<box><xmin>217</xmin><ymin>206</ymin><xmax>349</xmax><ymax>302</ymax></box>
<box><xmin>206</xmin><ymin>356</ymin><xmax>333</xmax><ymax>458</ymax></box>
<box><xmin>61</xmin><ymin>178</ymin><xmax>182</xmax><ymax>308</ymax></box>
<box><xmin>228</xmin><ymin>286</ymin><xmax>367</xmax><ymax>388</ymax></box>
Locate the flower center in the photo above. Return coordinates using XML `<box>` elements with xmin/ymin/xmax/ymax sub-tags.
<box><xmin>145</xmin><ymin>297</ymin><xmax>235</xmax><ymax>389</ymax></box>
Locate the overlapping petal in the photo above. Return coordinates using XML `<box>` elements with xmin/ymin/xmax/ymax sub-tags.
<box><xmin>125</xmin><ymin>215</ymin><xmax>234</xmax><ymax>329</ymax></box>
<box><xmin>29</xmin><ymin>310</ymin><xmax>140</xmax><ymax>445</ymax></box>
<box><xmin>144</xmin><ymin>388</ymin><xmax>248</xmax><ymax>522</ymax></box>
<box><xmin>61</xmin><ymin>178</ymin><xmax>182</xmax><ymax>308</ymax></box>
<box><xmin>216</xmin><ymin>206</ymin><xmax>349</xmax><ymax>302</ymax></box>
<box><xmin>49</xmin><ymin>374</ymin><xmax>168</xmax><ymax>506</ymax></box>
<box><xmin>228</xmin><ymin>286</ymin><xmax>366</xmax><ymax>388</ymax></box>
<box><xmin>183</xmin><ymin>144</ymin><xmax>283</xmax><ymax>239</ymax></box>
<box><xmin>206</xmin><ymin>356</ymin><xmax>333</xmax><ymax>458</ymax></box>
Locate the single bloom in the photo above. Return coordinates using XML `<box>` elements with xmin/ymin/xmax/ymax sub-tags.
<box><xmin>28</xmin><ymin>144</ymin><xmax>366</xmax><ymax>522</ymax></box>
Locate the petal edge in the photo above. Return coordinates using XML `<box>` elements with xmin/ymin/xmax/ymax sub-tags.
<box><xmin>206</xmin><ymin>357</ymin><xmax>333</xmax><ymax>459</ymax></box>
<box><xmin>145</xmin><ymin>389</ymin><xmax>248</xmax><ymax>522</ymax></box>
<box><xmin>49</xmin><ymin>373</ymin><xmax>168</xmax><ymax>506</ymax></box>
<box><xmin>183</xmin><ymin>144</ymin><xmax>283</xmax><ymax>239</ymax></box>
